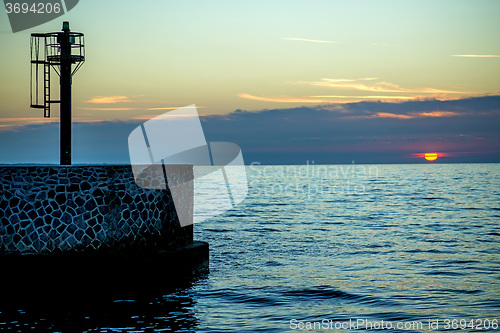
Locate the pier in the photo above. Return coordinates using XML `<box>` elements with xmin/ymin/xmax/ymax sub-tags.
<box><xmin>0</xmin><ymin>164</ymin><xmax>208</xmax><ymax>301</ymax></box>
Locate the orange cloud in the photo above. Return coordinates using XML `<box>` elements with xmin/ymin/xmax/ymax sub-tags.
<box><xmin>133</xmin><ymin>115</ymin><xmax>160</xmax><ymax>120</ymax></box>
<box><xmin>238</xmin><ymin>92</ymin><xmax>468</xmax><ymax>105</ymax></box>
<box><xmin>240</xmin><ymin>77</ymin><xmax>488</xmax><ymax>105</ymax></box>
<box><xmin>237</xmin><ymin>93</ymin><xmax>329</xmax><ymax>103</ymax></box>
<box><xmin>417</xmin><ymin>111</ymin><xmax>459</xmax><ymax>117</ymax></box>
<box><xmin>344</xmin><ymin>112</ymin><xmax>414</xmax><ymax>120</ymax></box>
<box><xmin>343</xmin><ymin>110</ymin><xmax>461</xmax><ymax>120</ymax></box>
<box><xmin>238</xmin><ymin>92</ymin><xmax>416</xmax><ymax>104</ymax></box>
<box><xmin>146</xmin><ymin>106</ymin><xmax>205</xmax><ymax>110</ymax></box>
<box><xmin>72</xmin><ymin>119</ymin><xmax>112</xmax><ymax>123</ymax></box>
<box><xmin>375</xmin><ymin>112</ymin><xmax>414</xmax><ymax>119</ymax></box>
<box><xmin>296</xmin><ymin>78</ymin><xmax>467</xmax><ymax>94</ymax></box>
<box><xmin>77</xmin><ymin>107</ymin><xmax>136</xmax><ymax>111</ymax></box>
<box><xmin>310</xmin><ymin>95</ymin><xmax>414</xmax><ymax>100</ymax></box>
<box><xmin>0</xmin><ymin>117</ymin><xmax>58</xmax><ymax>122</ymax></box>
<box><xmin>0</xmin><ymin>117</ymin><xmax>59</xmax><ymax>131</ymax></box>
<box><xmin>87</xmin><ymin>96</ymin><xmax>132</xmax><ymax>104</ymax></box>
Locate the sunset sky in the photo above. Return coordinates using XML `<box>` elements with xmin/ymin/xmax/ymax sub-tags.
<box><xmin>1</xmin><ymin>0</ymin><xmax>499</xmax><ymax>164</ymax></box>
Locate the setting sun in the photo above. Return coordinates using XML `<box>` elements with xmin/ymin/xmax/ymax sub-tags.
<box><xmin>424</xmin><ymin>153</ymin><xmax>438</xmax><ymax>161</ymax></box>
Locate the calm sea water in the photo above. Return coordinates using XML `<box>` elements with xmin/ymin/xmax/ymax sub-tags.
<box><xmin>1</xmin><ymin>163</ymin><xmax>499</xmax><ymax>332</ymax></box>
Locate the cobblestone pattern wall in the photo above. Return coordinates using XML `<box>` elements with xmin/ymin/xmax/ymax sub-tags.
<box><xmin>0</xmin><ymin>165</ymin><xmax>193</xmax><ymax>253</ymax></box>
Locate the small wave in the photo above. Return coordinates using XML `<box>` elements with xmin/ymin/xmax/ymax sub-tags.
<box><xmin>283</xmin><ymin>286</ymin><xmax>365</xmax><ymax>301</ymax></box>
<box><xmin>424</xmin><ymin>271</ymin><xmax>464</xmax><ymax>276</ymax></box>
<box><xmin>281</xmin><ymin>286</ymin><xmax>396</xmax><ymax>307</ymax></box>
<box><xmin>207</xmin><ymin>288</ymin><xmax>283</xmax><ymax>307</ymax></box>
<box><xmin>204</xmin><ymin>228</ymin><xmax>231</xmax><ymax>232</ymax></box>
<box><xmin>445</xmin><ymin>259</ymin><xmax>479</xmax><ymax>264</ymax></box>
<box><xmin>405</xmin><ymin>248</ymin><xmax>449</xmax><ymax>254</ymax></box>
<box><xmin>366</xmin><ymin>243</ymin><xmax>392</xmax><ymax>248</ymax></box>
<box><xmin>265</xmin><ymin>260</ymin><xmax>282</xmax><ymax>267</ymax></box>
<box><xmin>243</xmin><ymin>227</ymin><xmax>280</xmax><ymax>232</ymax></box>
<box><xmin>348</xmin><ymin>250</ymin><xmax>383</xmax><ymax>256</ymax></box>
<box><xmin>228</xmin><ymin>213</ymin><xmax>248</xmax><ymax>217</ymax></box>
<box><xmin>440</xmin><ymin>288</ymin><xmax>482</xmax><ymax>294</ymax></box>
<box><xmin>250</xmin><ymin>202</ymin><xmax>288</xmax><ymax>207</ymax></box>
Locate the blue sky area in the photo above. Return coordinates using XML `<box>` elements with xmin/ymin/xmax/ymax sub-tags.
<box><xmin>1</xmin><ymin>0</ymin><xmax>499</xmax><ymax>164</ymax></box>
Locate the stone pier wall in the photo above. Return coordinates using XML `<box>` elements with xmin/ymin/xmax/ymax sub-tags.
<box><xmin>0</xmin><ymin>165</ymin><xmax>193</xmax><ymax>253</ymax></box>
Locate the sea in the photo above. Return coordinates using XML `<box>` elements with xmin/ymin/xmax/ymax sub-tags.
<box><xmin>1</xmin><ymin>163</ymin><xmax>499</xmax><ymax>332</ymax></box>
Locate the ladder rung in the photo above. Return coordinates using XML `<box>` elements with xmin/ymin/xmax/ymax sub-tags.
<box><xmin>30</xmin><ymin>104</ymin><xmax>44</xmax><ymax>109</ymax></box>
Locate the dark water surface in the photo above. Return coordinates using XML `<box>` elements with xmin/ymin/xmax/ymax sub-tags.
<box><xmin>1</xmin><ymin>164</ymin><xmax>499</xmax><ymax>332</ymax></box>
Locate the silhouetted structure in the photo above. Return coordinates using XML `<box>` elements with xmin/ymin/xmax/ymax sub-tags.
<box><xmin>30</xmin><ymin>21</ymin><xmax>85</xmax><ymax>165</ymax></box>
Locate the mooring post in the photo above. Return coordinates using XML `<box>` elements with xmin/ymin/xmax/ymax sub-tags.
<box><xmin>59</xmin><ymin>21</ymin><xmax>72</xmax><ymax>165</ymax></box>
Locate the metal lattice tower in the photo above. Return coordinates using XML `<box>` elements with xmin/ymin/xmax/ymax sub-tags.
<box><xmin>30</xmin><ymin>21</ymin><xmax>85</xmax><ymax>165</ymax></box>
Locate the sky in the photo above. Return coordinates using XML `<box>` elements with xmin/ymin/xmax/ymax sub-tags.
<box><xmin>1</xmin><ymin>0</ymin><xmax>499</xmax><ymax>164</ymax></box>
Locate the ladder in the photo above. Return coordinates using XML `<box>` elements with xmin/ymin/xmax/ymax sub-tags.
<box><xmin>30</xmin><ymin>61</ymin><xmax>54</xmax><ymax>118</ymax></box>
<box><xmin>44</xmin><ymin>62</ymin><xmax>50</xmax><ymax>118</ymax></box>
<box><xmin>30</xmin><ymin>34</ymin><xmax>60</xmax><ymax>118</ymax></box>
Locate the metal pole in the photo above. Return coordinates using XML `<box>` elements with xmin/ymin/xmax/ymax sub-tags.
<box><xmin>60</xmin><ymin>22</ymin><xmax>71</xmax><ymax>165</ymax></box>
